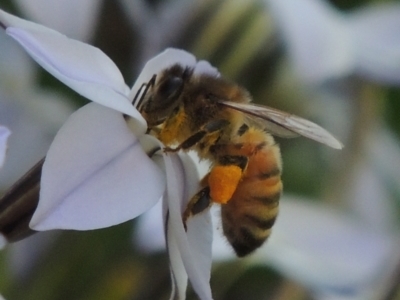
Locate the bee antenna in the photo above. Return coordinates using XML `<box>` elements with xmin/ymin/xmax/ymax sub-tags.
<box><xmin>133</xmin><ymin>74</ymin><xmax>157</xmax><ymax>110</ymax></box>
<box><xmin>132</xmin><ymin>83</ymin><xmax>146</xmax><ymax>106</ymax></box>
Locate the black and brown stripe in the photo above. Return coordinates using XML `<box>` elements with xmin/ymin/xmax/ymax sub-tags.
<box><xmin>219</xmin><ymin>135</ymin><xmax>282</xmax><ymax>257</ymax></box>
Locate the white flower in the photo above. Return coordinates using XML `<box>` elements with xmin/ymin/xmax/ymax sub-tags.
<box><xmin>0</xmin><ymin>9</ymin><xmax>214</xmax><ymax>300</ymax></box>
<box><xmin>265</xmin><ymin>0</ymin><xmax>400</xmax><ymax>85</ymax></box>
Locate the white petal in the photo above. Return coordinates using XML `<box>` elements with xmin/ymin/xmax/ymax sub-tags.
<box><xmin>163</xmin><ymin>153</ymin><xmax>213</xmax><ymax>300</ymax></box>
<box><xmin>265</xmin><ymin>0</ymin><xmax>354</xmax><ymax>83</ymax></box>
<box><xmin>0</xmin><ymin>9</ymin><xmax>143</xmax><ymax>121</ymax></box>
<box><xmin>30</xmin><ymin>103</ymin><xmax>165</xmax><ymax>230</ymax></box>
<box><xmin>193</xmin><ymin>60</ymin><xmax>220</xmax><ymax>77</ymax></box>
<box><xmin>253</xmin><ymin>196</ymin><xmax>397</xmax><ymax>291</ymax></box>
<box><xmin>129</xmin><ymin>48</ymin><xmax>197</xmax><ymax>102</ymax></box>
<box><xmin>15</xmin><ymin>0</ymin><xmax>101</xmax><ymax>41</ymax></box>
<box><xmin>147</xmin><ymin>149</ymin><xmax>190</xmax><ymax>298</ymax></box>
<box><xmin>135</xmin><ymin>153</ymin><xmax>213</xmax><ymax>256</ymax></box>
<box><xmin>347</xmin><ymin>4</ymin><xmax>400</xmax><ymax>85</ymax></box>
<box><xmin>0</xmin><ymin>125</ymin><xmax>11</xmax><ymax>168</ymax></box>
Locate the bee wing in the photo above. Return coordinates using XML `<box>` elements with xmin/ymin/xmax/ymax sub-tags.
<box><xmin>219</xmin><ymin>101</ymin><xmax>343</xmax><ymax>149</ymax></box>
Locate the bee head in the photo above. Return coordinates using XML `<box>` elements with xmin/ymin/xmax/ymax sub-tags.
<box><xmin>140</xmin><ymin>64</ymin><xmax>193</xmax><ymax>127</ymax></box>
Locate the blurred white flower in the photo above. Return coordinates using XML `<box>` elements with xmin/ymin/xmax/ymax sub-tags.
<box><xmin>265</xmin><ymin>0</ymin><xmax>400</xmax><ymax>85</ymax></box>
<box><xmin>0</xmin><ymin>125</ymin><xmax>10</xmax><ymax>299</ymax></box>
<box><xmin>15</xmin><ymin>0</ymin><xmax>101</xmax><ymax>41</ymax></box>
<box><xmin>137</xmin><ymin>193</ymin><xmax>399</xmax><ymax>299</ymax></box>
<box><xmin>251</xmin><ymin>197</ymin><xmax>399</xmax><ymax>299</ymax></box>
<box><xmin>0</xmin><ymin>9</ymin><xmax>215</xmax><ymax>299</ymax></box>
<box><xmin>366</xmin><ymin>126</ymin><xmax>400</xmax><ymax>209</ymax></box>
<box><xmin>119</xmin><ymin>0</ymin><xmax>203</xmax><ymax>64</ymax></box>
<box><xmin>0</xmin><ymin>26</ymin><xmax>75</xmax><ymax>190</ymax></box>
<box><xmin>0</xmin><ymin>125</ymin><xmax>10</xmax><ymax>169</ymax></box>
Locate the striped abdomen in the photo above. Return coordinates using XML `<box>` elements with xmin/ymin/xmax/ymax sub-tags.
<box><xmin>220</xmin><ymin>130</ymin><xmax>282</xmax><ymax>257</ymax></box>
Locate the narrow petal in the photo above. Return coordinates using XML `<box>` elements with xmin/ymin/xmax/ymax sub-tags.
<box><xmin>137</xmin><ymin>146</ymin><xmax>191</xmax><ymax>299</ymax></box>
<box><xmin>253</xmin><ymin>197</ymin><xmax>397</xmax><ymax>291</ymax></box>
<box><xmin>0</xmin><ymin>126</ymin><xmax>11</xmax><ymax>168</ymax></box>
<box><xmin>0</xmin><ymin>9</ymin><xmax>143</xmax><ymax>121</ymax></box>
<box><xmin>163</xmin><ymin>153</ymin><xmax>213</xmax><ymax>300</ymax></box>
<box><xmin>347</xmin><ymin>4</ymin><xmax>400</xmax><ymax>85</ymax></box>
<box><xmin>265</xmin><ymin>0</ymin><xmax>354</xmax><ymax>83</ymax></box>
<box><xmin>30</xmin><ymin>103</ymin><xmax>165</xmax><ymax>230</ymax></box>
<box><xmin>134</xmin><ymin>154</ymin><xmax>212</xmax><ymax>254</ymax></box>
<box><xmin>167</xmin><ymin>214</ymin><xmax>189</xmax><ymax>300</ymax></box>
<box><xmin>129</xmin><ymin>48</ymin><xmax>197</xmax><ymax>102</ymax></box>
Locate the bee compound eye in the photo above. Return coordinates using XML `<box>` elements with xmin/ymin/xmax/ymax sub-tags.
<box><xmin>159</xmin><ymin>76</ymin><xmax>183</xmax><ymax>99</ymax></box>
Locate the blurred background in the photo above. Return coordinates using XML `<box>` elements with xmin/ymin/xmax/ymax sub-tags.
<box><xmin>0</xmin><ymin>0</ymin><xmax>400</xmax><ymax>299</ymax></box>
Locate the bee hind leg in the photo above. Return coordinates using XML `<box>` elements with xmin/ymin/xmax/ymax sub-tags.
<box><xmin>207</xmin><ymin>155</ymin><xmax>248</xmax><ymax>204</ymax></box>
<box><xmin>182</xmin><ymin>186</ymin><xmax>212</xmax><ymax>231</ymax></box>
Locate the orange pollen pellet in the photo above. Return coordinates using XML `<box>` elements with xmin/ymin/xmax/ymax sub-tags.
<box><xmin>208</xmin><ymin>165</ymin><xmax>243</xmax><ymax>204</ymax></box>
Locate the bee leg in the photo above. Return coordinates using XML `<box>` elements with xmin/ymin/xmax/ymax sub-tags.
<box><xmin>164</xmin><ymin>131</ymin><xmax>207</xmax><ymax>153</ymax></box>
<box><xmin>219</xmin><ymin>155</ymin><xmax>248</xmax><ymax>170</ymax></box>
<box><xmin>208</xmin><ymin>155</ymin><xmax>248</xmax><ymax>204</ymax></box>
<box><xmin>164</xmin><ymin>119</ymin><xmax>230</xmax><ymax>152</ymax></box>
<box><xmin>181</xmin><ymin>155</ymin><xmax>248</xmax><ymax>228</ymax></box>
<box><xmin>182</xmin><ymin>187</ymin><xmax>212</xmax><ymax>231</ymax></box>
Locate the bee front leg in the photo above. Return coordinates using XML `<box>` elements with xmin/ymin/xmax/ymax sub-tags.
<box><xmin>182</xmin><ymin>187</ymin><xmax>212</xmax><ymax>231</ymax></box>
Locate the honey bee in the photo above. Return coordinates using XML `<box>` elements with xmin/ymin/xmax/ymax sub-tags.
<box><xmin>137</xmin><ymin>64</ymin><xmax>342</xmax><ymax>257</ymax></box>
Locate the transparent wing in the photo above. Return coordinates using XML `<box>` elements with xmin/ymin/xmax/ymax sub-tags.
<box><xmin>219</xmin><ymin>101</ymin><xmax>343</xmax><ymax>149</ymax></box>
